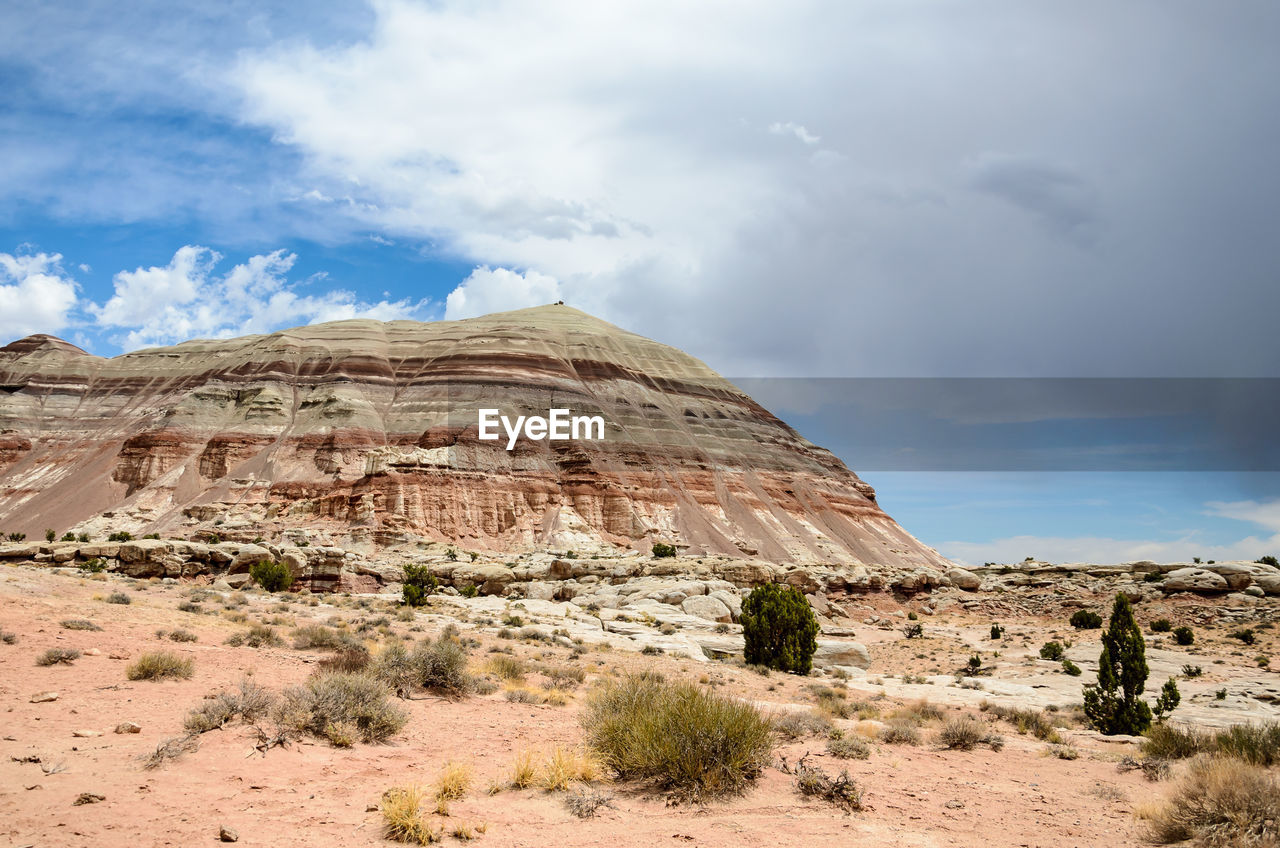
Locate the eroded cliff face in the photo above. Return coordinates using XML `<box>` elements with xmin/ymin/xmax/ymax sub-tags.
<box><xmin>0</xmin><ymin>305</ymin><xmax>950</xmax><ymax>569</ymax></box>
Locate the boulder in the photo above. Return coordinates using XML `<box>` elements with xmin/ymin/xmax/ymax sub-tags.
<box><xmin>1161</xmin><ymin>567</ymin><xmax>1229</xmax><ymax>594</ymax></box>
<box><xmin>707</xmin><ymin>589</ymin><xmax>742</xmax><ymax>620</ymax></box>
<box><xmin>680</xmin><ymin>595</ymin><xmax>733</xmax><ymax>623</ymax></box>
<box><xmin>946</xmin><ymin>568</ymin><xmax>981</xmax><ymax>591</ymax></box>
<box><xmin>813</xmin><ymin>640</ymin><xmax>871</xmax><ymax>670</ymax></box>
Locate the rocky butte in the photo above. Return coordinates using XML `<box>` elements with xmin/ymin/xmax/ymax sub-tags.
<box><xmin>0</xmin><ymin>304</ymin><xmax>958</xmax><ymax>593</ymax></box>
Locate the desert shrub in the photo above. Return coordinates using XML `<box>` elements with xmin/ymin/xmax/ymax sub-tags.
<box><xmin>292</xmin><ymin>624</ymin><xmax>360</xmax><ymax>651</ymax></box>
<box><xmin>6</xmin><ymin>532</ymin><xmax>25</xmax><ymax>541</ymax></box>
<box><xmin>983</xmin><ymin>704</ymin><xmax>1061</xmax><ymax>741</ymax></box>
<box><xmin>1146</xmin><ymin>757</ymin><xmax>1280</xmax><ymax>845</ymax></box>
<box><xmin>938</xmin><ymin>716</ymin><xmax>1000</xmax><ymax>751</ymax></box>
<box><xmin>401</xmin><ymin>564</ymin><xmax>438</xmax><ymax>608</ymax></box>
<box><xmin>1039</xmin><ymin>641</ymin><xmax>1065</xmax><ymax>661</ymax></box>
<box><xmin>773</xmin><ymin>710</ymin><xmax>835</xmax><ymax>740</ymax></box>
<box><xmin>226</xmin><ymin>624</ymin><xmax>284</xmax><ymax>648</ymax></box>
<box><xmin>1173</xmin><ymin>626</ymin><xmax>1195</xmax><ymax>646</ymax></box>
<box><xmin>1070</xmin><ymin>610</ymin><xmax>1103</xmax><ymax>629</ymax></box>
<box><xmin>564</xmin><ymin>788</ymin><xmax>614</xmax><ymax>819</ymax></box>
<box><xmin>381</xmin><ymin>785</ymin><xmax>440</xmax><ymax>845</ymax></box>
<box><xmin>1142</xmin><ymin>724</ymin><xmax>1216</xmax><ymax>760</ymax></box>
<box><xmin>1215</xmin><ymin>722</ymin><xmax>1280</xmax><ymax>767</ymax></box>
<box><xmin>582</xmin><ymin>674</ymin><xmax>774</xmax><ymax>798</ymax></box>
<box><xmin>411</xmin><ymin>633</ymin><xmax>472</xmax><ymax>696</ymax></box>
<box><xmin>990</xmin><ymin>623</ymin><xmax>1005</xmax><ymax>639</ymax></box>
<box><xmin>60</xmin><ymin>532</ymin><xmax>75</xmax><ymax>542</ymax></box>
<box><xmin>1</xmin><ymin>630</ymin><xmax>15</xmax><ymax>644</ymax></box>
<box><xmin>792</xmin><ymin>758</ymin><xmax>863</xmax><ymax>811</ymax></box>
<box><xmin>1062</xmin><ymin>659</ymin><xmax>1083</xmax><ymax>676</ymax></box>
<box><xmin>880</xmin><ymin>720</ymin><xmax>922</xmax><ymax>745</ymax></box>
<box><xmin>106</xmin><ymin>591</ymin><xmax>132</xmax><ymax>605</ymax></box>
<box><xmin>319</xmin><ymin>646</ymin><xmax>372</xmax><ymax>674</ymax></box>
<box><xmin>184</xmin><ymin>678</ymin><xmax>275</xmax><ymax>733</ymax></box>
<box><xmin>544</xmin><ymin>665</ymin><xmax>587</xmax><ymax>688</ymax></box>
<box><xmin>250</xmin><ymin>559</ymin><xmax>294</xmax><ymax>592</ymax></box>
<box><xmin>176</xmin><ymin>601</ymin><xmax>203</xmax><ymax>614</ymax></box>
<box><xmin>741</xmin><ymin>584</ymin><xmax>819</xmax><ymax>674</ymax></box>
<box><xmin>459</xmin><ymin>583</ymin><xmax>478</xmax><ymax>598</ymax></box>
<box><xmin>900</xmin><ymin>622</ymin><xmax>924</xmax><ymax>639</ymax></box>
<box><xmin>141</xmin><ymin>734</ymin><xmax>200</xmax><ymax>770</ymax></box>
<box><xmin>275</xmin><ymin>671</ymin><xmax>407</xmax><ymax>745</ymax></box>
<box><xmin>107</xmin><ymin>531</ymin><xmax>132</xmax><ymax>542</ymax></box>
<box><xmin>1151</xmin><ymin>618</ymin><xmax>1173</xmax><ymax>633</ymax></box>
<box><xmin>1259</xmin><ymin>555</ymin><xmax>1280</xmax><ymax>567</ymax></box>
<box><xmin>651</xmin><ymin>542</ymin><xmax>677</xmax><ymax>558</ymax></box>
<box><xmin>1084</xmin><ymin>594</ymin><xmax>1153</xmax><ymax>736</ymax></box>
<box><xmin>1229</xmin><ymin>628</ymin><xmax>1257</xmax><ymax>645</ymax></box>
<box><xmin>486</xmin><ymin>655</ymin><xmax>526</xmax><ymax>681</ymax></box>
<box><xmin>1182</xmin><ymin>664</ymin><xmax>1203</xmax><ymax>678</ymax></box>
<box><xmin>36</xmin><ymin>647</ymin><xmax>81</xmax><ymax>666</ymax></box>
<box><xmin>127</xmin><ymin>650</ymin><xmax>194</xmax><ymax>681</ymax></box>
<box><xmin>826</xmin><ymin>736</ymin><xmax>871</xmax><ymax>759</ymax></box>
<box><xmin>78</xmin><ymin>558</ymin><xmax>106</xmax><ymax>573</ymax></box>
<box><xmin>60</xmin><ymin>618</ymin><xmax>102</xmax><ymax>631</ymax></box>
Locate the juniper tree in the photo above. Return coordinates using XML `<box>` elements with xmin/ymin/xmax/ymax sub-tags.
<box><xmin>1083</xmin><ymin>593</ymin><xmax>1152</xmax><ymax>735</ymax></box>
<box><xmin>741</xmin><ymin>584</ymin><xmax>818</xmax><ymax>674</ymax></box>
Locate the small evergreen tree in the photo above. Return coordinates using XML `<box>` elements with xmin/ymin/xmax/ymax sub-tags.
<box><xmin>1083</xmin><ymin>593</ymin><xmax>1152</xmax><ymax>735</ymax></box>
<box><xmin>741</xmin><ymin>584</ymin><xmax>818</xmax><ymax>674</ymax></box>
<box><xmin>402</xmin><ymin>564</ymin><xmax>438</xmax><ymax>607</ymax></box>
<box><xmin>651</xmin><ymin>542</ymin><xmax>677</xmax><ymax>558</ymax></box>
<box><xmin>250</xmin><ymin>559</ymin><xmax>294</xmax><ymax>592</ymax></box>
<box><xmin>1153</xmin><ymin>678</ymin><xmax>1181</xmax><ymax>721</ymax></box>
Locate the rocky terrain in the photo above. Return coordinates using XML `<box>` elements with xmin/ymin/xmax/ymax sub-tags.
<box><xmin>2</xmin><ymin>553</ymin><xmax>1279</xmax><ymax>847</ymax></box>
<box><xmin>0</xmin><ymin>305</ymin><xmax>947</xmax><ymax>569</ymax></box>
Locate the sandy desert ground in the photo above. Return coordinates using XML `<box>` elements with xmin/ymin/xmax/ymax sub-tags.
<box><xmin>2</xmin><ymin>562</ymin><xmax>1278</xmax><ymax>848</ymax></box>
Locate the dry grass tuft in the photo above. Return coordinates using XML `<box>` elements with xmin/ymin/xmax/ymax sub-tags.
<box><xmin>127</xmin><ymin>650</ymin><xmax>194</xmax><ymax>681</ymax></box>
<box><xmin>434</xmin><ymin>761</ymin><xmax>472</xmax><ymax>802</ymax></box>
<box><xmin>381</xmin><ymin>785</ymin><xmax>442</xmax><ymax>845</ymax></box>
<box><xmin>510</xmin><ymin>749</ymin><xmax>539</xmax><ymax>789</ymax></box>
<box><xmin>1146</xmin><ymin>756</ymin><xmax>1280</xmax><ymax>846</ymax></box>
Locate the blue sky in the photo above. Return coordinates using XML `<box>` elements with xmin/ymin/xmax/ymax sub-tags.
<box><xmin>2</xmin><ymin>1</ymin><xmax>1279</xmax><ymax>563</ymax></box>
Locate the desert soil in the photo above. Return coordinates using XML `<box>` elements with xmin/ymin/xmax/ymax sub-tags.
<box><xmin>3</xmin><ymin>563</ymin><xmax>1277</xmax><ymax>848</ymax></box>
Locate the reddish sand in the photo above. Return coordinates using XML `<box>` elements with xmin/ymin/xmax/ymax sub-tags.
<box><xmin>1</xmin><ymin>565</ymin><xmax>1163</xmax><ymax>847</ymax></box>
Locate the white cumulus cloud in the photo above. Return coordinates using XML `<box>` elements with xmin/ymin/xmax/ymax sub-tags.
<box><xmin>90</xmin><ymin>245</ymin><xmax>429</xmax><ymax>350</ymax></box>
<box><xmin>0</xmin><ymin>251</ymin><xmax>79</xmax><ymax>342</ymax></box>
<box><xmin>445</xmin><ymin>266</ymin><xmax>562</xmax><ymax>321</ymax></box>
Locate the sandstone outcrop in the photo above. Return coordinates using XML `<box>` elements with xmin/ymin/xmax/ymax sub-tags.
<box><xmin>0</xmin><ymin>305</ymin><xmax>949</xmax><ymax>573</ymax></box>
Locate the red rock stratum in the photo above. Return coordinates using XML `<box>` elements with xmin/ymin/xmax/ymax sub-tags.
<box><xmin>0</xmin><ymin>305</ymin><xmax>947</xmax><ymax>567</ymax></box>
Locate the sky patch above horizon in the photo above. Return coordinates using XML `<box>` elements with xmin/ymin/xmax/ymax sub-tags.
<box><xmin>2</xmin><ymin>0</ymin><xmax>1278</xmax><ymax>563</ymax></box>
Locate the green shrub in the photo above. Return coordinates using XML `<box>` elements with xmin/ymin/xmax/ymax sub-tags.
<box><xmin>582</xmin><ymin>674</ymin><xmax>774</xmax><ymax>798</ymax></box>
<box><xmin>6</xmin><ymin>532</ymin><xmax>25</xmax><ymax>541</ymax></box>
<box><xmin>741</xmin><ymin>584</ymin><xmax>818</xmax><ymax>674</ymax></box>
<box><xmin>60</xmin><ymin>532</ymin><xmax>75</xmax><ymax>542</ymax></box>
<box><xmin>1173</xmin><ymin>626</ymin><xmax>1194</xmax><ymax>646</ymax></box>
<box><xmin>275</xmin><ymin>671</ymin><xmax>408</xmax><ymax>745</ymax></box>
<box><xmin>401</xmin><ymin>564</ymin><xmax>438</xmax><ymax>607</ymax></box>
<box><xmin>78</xmin><ymin>558</ymin><xmax>106</xmax><ymax>573</ymax></box>
<box><xmin>1062</xmin><ymin>659</ymin><xmax>1083</xmax><ymax>676</ymax></box>
<box><xmin>1153</xmin><ymin>678</ymin><xmax>1181</xmax><ymax>721</ymax></box>
<box><xmin>1259</xmin><ymin>555</ymin><xmax>1279</xmax><ymax>567</ymax></box>
<box><xmin>1216</xmin><ymin>722</ymin><xmax>1280</xmax><ymax>767</ymax></box>
<box><xmin>107</xmin><ymin>531</ymin><xmax>133</xmax><ymax>542</ymax></box>
<box><xmin>409</xmin><ymin>633</ymin><xmax>471</xmax><ymax>696</ymax></box>
<box><xmin>459</xmin><ymin>583</ymin><xmax>478</xmax><ymax>598</ymax></box>
<box><xmin>651</xmin><ymin>542</ymin><xmax>677</xmax><ymax>558</ymax></box>
<box><xmin>1141</xmin><ymin>723</ymin><xmax>1215</xmax><ymax>760</ymax></box>
<box><xmin>1151</xmin><ymin>619</ymin><xmax>1173</xmax><ymax>633</ymax></box>
<box><xmin>1070</xmin><ymin>610</ymin><xmax>1102</xmax><ymax>629</ymax></box>
<box><xmin>250</xmin><ymin>559</ymin><xmax>294</xmax><ymax>592</ymax></box>
<box><xmin>1181</xmin><ymin>664</ymin><xmax>1203</xmax><ymax>678</ymax></box>
<box><xmin>981</xmin><ymin>703</ymin><xmax>1060</xmax><ymax>741</ymax></box>
<box><xmin>1229</xmin><ymin>628</ymin><xmax>1257</xmax><ymax>645</ymax></box>
<box><xmin>44</xmin><ymin>529</ymin><xmax>55</xmax><ymax>542</ymax></box>
<box><xmin>990</xmin><ymin>623</ymin><xmax>1005</xmax><ymax>640</ymax></box>
<box><xmin>1039</xmin><ymin>641</ymin><xmax>1065</xmax><ymax>661</ymax></box>
<box><xmin>127</xmin><ymin>650</ymin><xmax>194</xmax><ymax>681</ymax></box>
<box><xmin>1083</xmin><ymin>594</ymin><xmax>1152</xmax><ymax>736</ymax></box>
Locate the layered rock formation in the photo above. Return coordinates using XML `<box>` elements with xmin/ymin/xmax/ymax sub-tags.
<box><xmin>0</xmin><ymin>304</ymin><xmax>949</xmax><ymax>571</ymax></box>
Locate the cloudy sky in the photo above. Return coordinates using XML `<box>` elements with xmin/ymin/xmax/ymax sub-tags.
<box><xmin>2</xmin><ymin>1</ymin><xmax>1278</xmax><ymax>563</ymax></box>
